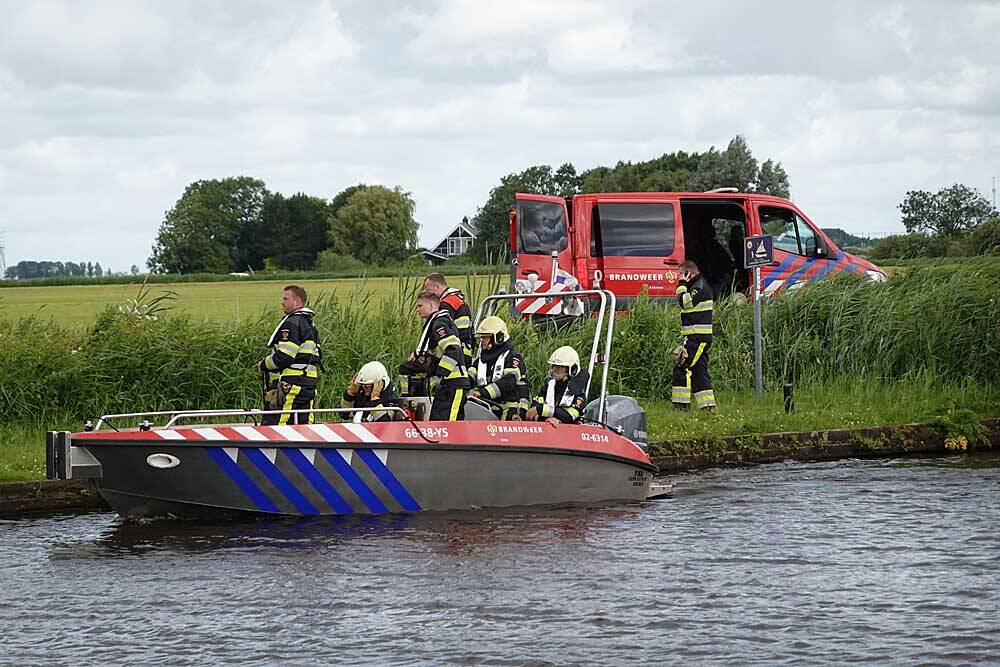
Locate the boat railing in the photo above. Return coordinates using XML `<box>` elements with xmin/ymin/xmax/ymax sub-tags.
<box><xmin>90</xmin><ymin>407</ymin><xmax>410</xmax><ymax>431</ymax></box>
<box><xmin>472</xmin><ymin>288</ymin><xmax>616</xmax><ymax>423</ymax></box>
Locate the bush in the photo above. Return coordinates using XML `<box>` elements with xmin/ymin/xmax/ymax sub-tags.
<box><xmin>870</xmin><ymin>233</ymin><xmax>949</xmax><ymax>260</ymax></box>
<box><xmin>313</xmin><ymin>250</ymin><xmax>367</xmax><ymax>273</ymax></box>
<box><xmin>966</xmin><ymin>218</ymin><xmax>1000</xmax><ymax>256</ymax></box>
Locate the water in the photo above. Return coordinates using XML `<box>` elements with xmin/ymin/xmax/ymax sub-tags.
<box><xmin>2</xmin><ymin>455</ymin><xmax>998</xmax><ymax>665</ymax></box>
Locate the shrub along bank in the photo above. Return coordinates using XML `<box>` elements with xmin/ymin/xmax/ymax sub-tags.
<box><xmin>0</xmin><ymin>261</ymin><xmax>997</xmax><ymax>481</ymax></box>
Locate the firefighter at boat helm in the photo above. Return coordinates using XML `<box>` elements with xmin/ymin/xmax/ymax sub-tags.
<box><xmin>671</xmin><ymin>259</ymin><xmax>716</xmax><ymax>412</ymax></box>
<box><xmin>469</xmin><ymin>316</ymin><xmax>530</xmax><ymax>420</ymax></box>
<box><xmin>258</xmin><ymin>285</ymin><xmax>322</xmax><ymax>425</ymax></box>
<box><xmin>526</xmin><ymin>346</ymin><xmax>590</xmax><ymax>425</ymax></box>
<box><xmin>399</xmin><ymin>289</ymin><xmax>471</xmax><ymax>421</ymax></box>
<box><xmin>342</xmin><ymin>361</ymin><xmax>398</xmax><ymax>423</ymax></box>
<box><xmin>423</xmin><ymin>272</ymin><xmax>473</xmax><ymax>369</ymax></box>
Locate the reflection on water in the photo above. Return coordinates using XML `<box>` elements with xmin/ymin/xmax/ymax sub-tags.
<box><xmin>2</xmin><ymin>454</ymin><xmax>999</xmax><ymax>665</ymax></box>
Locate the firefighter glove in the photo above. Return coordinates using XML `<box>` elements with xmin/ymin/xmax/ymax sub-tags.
<box><xmin>371</xmin><ymin>379</ymin><xmax>384</xmax><ymax>401</ymax></box>
<box><xmin>347</xmin><ymin>374</ymin><xmax>359</xmax><ymax>397</ymax></box>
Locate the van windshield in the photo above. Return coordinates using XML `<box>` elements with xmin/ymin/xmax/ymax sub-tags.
<box><xmin>518</xmin><ymin>200</ymin><xmax>568</xmax><ymax>255</ymax></box>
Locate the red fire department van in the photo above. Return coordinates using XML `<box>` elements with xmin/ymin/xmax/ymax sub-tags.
<box><xmin>509</xmin><ymin>190</ymin><xmax>886</xmax><ymax>316</ymax></box>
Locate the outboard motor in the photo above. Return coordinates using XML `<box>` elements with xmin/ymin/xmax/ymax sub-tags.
<box><xmin>584</xmin><ymin>395</ymin><xmax>648</xmax><ymax>451</ymax></box>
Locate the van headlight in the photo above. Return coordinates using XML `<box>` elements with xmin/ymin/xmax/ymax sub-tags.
<box><xmin>865</xmin><ymin>270</ymin><xmax>888</xmax><ymax>283</ymax></box>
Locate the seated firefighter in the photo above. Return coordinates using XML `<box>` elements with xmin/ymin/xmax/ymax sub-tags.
<box><xmin>342</xmin><ymin>361</ymin><xmax>398</xmax><ymax>423</ymax></box>
<box><xmin>398</xmin><ymin>289</ymin><xmax>471</xmax><ymax>421</ymax></box>
<box><xmin>525</xmin><ymin>346</ymin><xmax>590</xmax><ymax>425</ymax></box>
<box><xmin>469</xmin><ymin>316</ymin><xmax>529</xmax><ymax>420</ymax></box>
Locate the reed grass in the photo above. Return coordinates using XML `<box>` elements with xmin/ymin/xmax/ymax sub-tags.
<box><xmin>1</xmin><ymin>260</ymin><xmax>998</xmax><ymax>481</ymax></box>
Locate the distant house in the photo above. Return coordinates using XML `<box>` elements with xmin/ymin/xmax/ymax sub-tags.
<box><xmin>421</xmin><ymin>217</ymin><xmax>475</xmax><ymax>265</ymax></box>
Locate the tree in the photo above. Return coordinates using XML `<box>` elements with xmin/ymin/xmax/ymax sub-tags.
<box><xmin>756</xmin><ymin>159</ymin><xmax>790</xmax><ymax>198</ymax></box>
<box><xmin>688</xmin><ymin>136</ymin><xmax>759</xmax><ymax>192</ymax></box>
<box><xmin>86</xmin><ymin>261</ymin><xmax>93</xmax><ymax>277</ymax></box>
<box><xmin>327</xmin><ymin>186</ymin><xmax>418</xmax><ymax>264</ymax></box>
<box><xmin>149</xmin><ymin>177</ymin><xmax>268</xmax><ymax>274</ymax></box>
<box><xmin>899</xmin><ymin>184</ymin><xmax>993</xmax><ymax>237</ymax></box>
<box><xmin>130</xmin><ymin>264</ymin><xmax>140</xmax><ymax>275</ymax></box>
<box><xmin>94</xmin><ymin>262</ymin><xmax>103</xmax><ymax>277</ymax></box>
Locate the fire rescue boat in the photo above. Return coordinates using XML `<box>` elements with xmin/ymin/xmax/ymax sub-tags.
<box><xmin>46</xmin><ymin>290</ymin><xmax>666</xmax><ymax>519</ymax></box>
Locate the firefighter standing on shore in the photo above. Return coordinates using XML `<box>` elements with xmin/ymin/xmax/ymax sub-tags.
<box><xmin>423</xmin><ymin>273</ymin><xmax>473</xmax><ymax>369</ymax></box>
<box><xmin>399</xmin><ymin>289</ymin><xmax>470</xmax><ymax>421</ymax></box>
<box><xmin>469</xmin><ymin>316</ymin><xmax>529</xmax><ymax>420</ymax></box>
<box><xmin>259</xmin><ymin>285</ymin><xmax>322</xmax><ymax>425</ymax></box>
<box><xmin>671</xmin><ymin>259</ymin><xmax>716</xmax><ymax>412</ymax></box>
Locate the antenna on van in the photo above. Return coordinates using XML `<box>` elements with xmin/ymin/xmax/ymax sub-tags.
<box><xmin>705</xmin><ymin>187</ymin><xmax>738</xmax><ymax>193</ymax></box>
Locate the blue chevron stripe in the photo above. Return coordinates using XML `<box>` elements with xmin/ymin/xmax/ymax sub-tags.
<box><xmin>285</xmin><ymin>449</ymin><xmax>353</xmax><ymax>514</ymax></box>
<box><xmin>357</xmin><ymin>450</ymin><xmax>421</xmax><ymax>511</ymax></box>
<box><xmin>785</xmin><ymin>257</ymin><xmax>816</xmax><ymax>287</ymax></box>
<box><xmin>809</xmin><ymin>252</ymin><xmax>845</xmax><ymax>283</ymax></box>
<box><xmin>244</xmin><ymin>448</ymin><xmax>319</xmax><ymax>516</ymax></box>
<box><xmin>320</xmin><ymin>449</ymin><xmax>389</xmax><ymax>513</ymax></box>
<box><xmin>206</xmin><ymin>448</ymin><xmax>279</xmax><ymax>513</ymax></box>
<box><xmin>763</xmin><ymin>252</ymin><xmax>798</xmax><ymax>287</ymax></box>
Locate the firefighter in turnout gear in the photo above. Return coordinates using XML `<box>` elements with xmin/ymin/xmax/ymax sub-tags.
<box><xmin>342</xmin><ymin>361</ymin><xmax>398</xmax><ymax>423</ymax></box>
<box><xmin>259</xmin><ymin>285</ymin><xmax>322</xmax><ymax>425</ymax></box>
<box><xmin>399</xmin><ymin>290</ymin><xmax>471</xmax><ymax>421</ymax></box>
<box><xmin>424</xmin><ymin>273</ymin><xmax>473</xmax><ymax>369</ymax></box>
<box><xmin>469</xmin><ymin>316</ymin><xmax>529</xmax><ymax>420</ymax></box>
<box><xmin>671</xmin><ymin>259</ymin><xmax>716</xmax><ymax>411</ymax></box>
<box><xmin>526</xmin><ymin>346</ymin><xmax>590</xmax><ymax>425</ymax></box>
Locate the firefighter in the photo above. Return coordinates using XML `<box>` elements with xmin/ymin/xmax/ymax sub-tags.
<box><xmin>423</xmin><ymin>273</ymin><xmax>473</xmax><ymax>368</ymax></box>
<box><xmin>342</xmin><ymin>361</ymin><xmax>398</xmax><ymax>423</ymax></box>
<box><xmin>525</xmin><ymin>346</ymin><xmax>590</xmax><ymax>425</ymax></box>
<box><xmin>469</xmin><ymin>316</ymin><xmax>529</xmax><ymax>420</ymax></box>
<box><xmin>259</xmin><ymin>285</ymin><xmax>322</xmax><ymax>425</ymax></box>
<box><xmin>399</xmin><ymin>289</ymin><xmax>470</xmax><ymax>421</ymax></box>
<box><xmin>671</xmin><ymin>259</ymin><xmax>716</xmax><ymax>411</ymax></box>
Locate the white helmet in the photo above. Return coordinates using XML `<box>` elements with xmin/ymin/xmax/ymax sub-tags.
<box><xmin>475</xmin><ymin>315</ymin><xmax>509</xmax><ymax>344</ymax></box>
<box><xmin>356</xmin><ymin>361</ymin><xmax>390</xmax><ymax>387</ymax></box>
<box><xmin>548</xmin><ymin>346</ymin><xmax>581</xmax><ymax>376</ymax></box>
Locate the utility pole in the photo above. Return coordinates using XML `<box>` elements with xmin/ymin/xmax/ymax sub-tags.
<box><xmin>993</xmin><ymin>176</ymin><xmax>997</xmax><ymax>213</ymax></box>
<box><xmin>0</xmin><ymin>231</ymin><xmax>6</xmax><ymax>277</ymax></box>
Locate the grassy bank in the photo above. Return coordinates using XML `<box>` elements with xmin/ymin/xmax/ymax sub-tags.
<box><xmin>1</xmin><ymin>259</ymin><xmax>998</xmax><ymax>481</ymax></box>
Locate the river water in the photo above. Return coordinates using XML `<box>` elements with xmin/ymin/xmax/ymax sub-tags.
<box><xmin>2</xmin><ymin>454</ymin><xmax>998</xmax><ymax>665</ymax></box>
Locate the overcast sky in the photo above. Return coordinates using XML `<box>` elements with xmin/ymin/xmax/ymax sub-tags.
<box><xmin>1</xmin><ymin>0</ymin><xmax>997</xmax><ymax>271</ymax></box>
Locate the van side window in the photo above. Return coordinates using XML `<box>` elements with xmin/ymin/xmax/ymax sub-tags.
<box><xmin>760</xmin><ymin>208</ymin><xmax>799</xmax><ymax>254</ymax></box>
<box><xmin>596</xmin><ymin>203</ymin><xmax>675</xmax><ymax>256</ymax></box>
<box><xmin>759</xmin><ymin>206</ymin><xmax>823</xmax><ymax>256</ymax></box>
<box><xmin>518</xmin><ymin>200</ymin><xmax>568</xmax><ymax>255</ymax></box>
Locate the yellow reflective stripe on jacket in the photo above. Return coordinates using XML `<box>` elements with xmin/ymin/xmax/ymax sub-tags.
<box><xmin>435</xmin><ymin>334</ymin><xmax>462</xmax><ymax>357</ymax></box>
<box><xmin>685</xmin><ymin>300</ymin><xmax>714</xmax><ymax>313</ymax></box>
<box><xmin>681</xmin><ymin>325</ymin><xmax>714</xmax><ymax>335</ymax></box>
<box><xmin>453</xmin><ymin>315</ymin><xmax>471</xmax><ymax>329</ymax></box>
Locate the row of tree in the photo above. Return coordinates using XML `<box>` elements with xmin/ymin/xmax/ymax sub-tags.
<box><xmin>468</xmin><ymin>136</ymin><xmax>790</xmax><ymax>262</ymax></box>
<box><xmin>3</xmin><ymin>260</ymin><xmax>142</xmax><ymax>280</ymax></box>
<box><xmin>148</xmin><ymin>180</ymin><xmax>419</xmax><ymax>274</ymax></box>
<box><xmin>147</xmin><ymin>136</ymin><xmax>789</xmax><ymax>273</ymax></box>
<box><xmin>869</xmin><ymin>184</ymin><xmax>999</xmax><ymax>260</ymax></box>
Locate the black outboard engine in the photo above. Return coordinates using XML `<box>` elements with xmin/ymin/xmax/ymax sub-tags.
<box><xmin>584</xmin><ymin>395</ymin><xmax>648</xmax><ymax>451</ymax></box>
